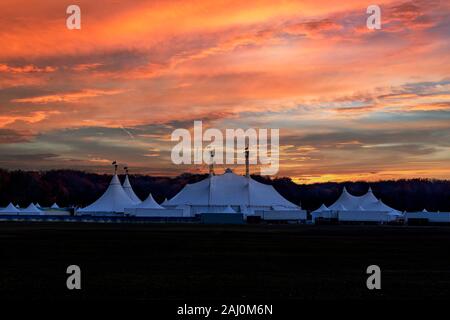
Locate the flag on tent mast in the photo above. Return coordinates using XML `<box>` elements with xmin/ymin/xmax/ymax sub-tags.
<box><xmin>112</xmin><ymin>160</ymin><xmax>118</xmax><ymax>174</ymax></box>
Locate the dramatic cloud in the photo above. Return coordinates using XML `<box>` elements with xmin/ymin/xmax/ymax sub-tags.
<box><xmin>0</xmin><ymin>0</ymin><xmax>449</xmax><ymax>182</ymax></box>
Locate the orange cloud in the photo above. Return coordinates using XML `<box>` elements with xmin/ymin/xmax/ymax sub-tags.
<box><xmin>0</xmin><ymin>63</ymin><xmax>57</xmax><ymax>74</ymax></box>
<box><xmin>11</xmin><ymin>89</ymin><xmax>126</xmax><ymax>104</ymax></box>
<box><xmin>0</xmin><ymin>0</ymin><xmax>449</xmax><ymax>182</ymax></box>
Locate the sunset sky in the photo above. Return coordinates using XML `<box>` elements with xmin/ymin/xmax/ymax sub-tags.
<box><xmin>0</xmin><ymin>0</ymin><xmax>449</xmax><ymax>183</ymax></box>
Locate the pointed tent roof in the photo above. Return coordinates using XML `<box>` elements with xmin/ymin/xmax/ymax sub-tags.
<box><xmin>329</xmin><ymin>186</ymin><xmax>399</xmax><ymax>212</ymax></box>
<box><xmin>35</xmin><ymin>202</ymin><xmax>42</xmax><ymax>208</ymax></box>
<box><xmin>422</xmin><ymin>208</ymin><xmax>428</xmax><ymax>212</ymax></box>
<box><xmin>78</xmin><ymin>175</ymin><xmax>135</xmax><ymax>213</ymax></box>
<box><xmin>122</xmin><ymin>175</ymin><xmax>141</xmax><ymax>204</ymax></box>
<box><xmin>360</xmin><ymin>187</ymin><xmax>378</xmax><ymax>206</ymax></box>
<box><xmin>328</xmin><ymin>187</ymin><xmax>359</xmax><ymax>210</ymax></box>
<box><xmin>133</xmin><ymin>193</ymin><xmax>164</xmax><ymax>209</ymax></box>
<box><xmin>21</xmin><ymin>203</ymin><xmax>43</xmax><ymax>214</ymax></box>
<box><xmin>161</xmin><ymin>198</ymin><xmax>169</xmax><ymax>206</ymax></box>
<box><xmin>51</xmin><ymin>203</ymin><xmax>60</xmax><ymax>209</ymax></box>
<box><xmin>165</xmin><ymin>169</ymin><xmax>298</xmax><ymax>209</ymax></box>
<box><xmin>312</xmin><ymin>204</ymin><xmax>329</xmax><ymax>213</ymax></box>
<box><xmin>0</xmin><ymin>203</ymin><xmax>20</xmax><ymax>214</ymax></box>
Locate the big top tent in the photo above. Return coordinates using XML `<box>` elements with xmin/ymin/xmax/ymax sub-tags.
<box><xmin>122</xmin><ymin>175</ymin><xmax>141</xmax><ymax>204</ymax></box>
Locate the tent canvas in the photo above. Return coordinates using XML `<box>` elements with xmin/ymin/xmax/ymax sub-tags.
<box><xmin>78</xmin><ymin>175</ymin><xmax>135</xmax><ymax>213</ymax></box>
<box><xmin>328</xmin><ymin>187</ymin><xmax>399</xmax><ymax>213</ymax></box>
<box><xmin>132</xmin><ymin>193</ymin><xmax>164</xmax><ymax>209</ymax></box>
<box><xmin>51</xmin><ymin>203</ymin><xmax>60</xmax><ymax>209</ymax></box>
<box><xmin>122</xmin><ymin>175</ymin><xmax>141</xmax><ymax>204</ymax></box>
<box><xmin>166</xmin><ymin>169</ymin><xmax>298</xmax><ymax>209</ymax></box>
<box><xmin>0</xmin><ymin>203</ymin><xmax>20</xmax><ymax>214</ymax></box>
<box><xmin>21</xmin><ymin>203</ymin><xmax>44</xmax><ymax>215</ymax></box>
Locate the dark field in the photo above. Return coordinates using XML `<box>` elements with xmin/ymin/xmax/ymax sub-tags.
<box><xmin>1</xmin><ymin>222</ymin><xmax>450</xmax><ymax>301</ymax></box>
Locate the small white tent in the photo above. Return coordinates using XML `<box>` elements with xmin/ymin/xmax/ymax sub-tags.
<box><xmin>328</xmin><ymin>187</ymin><xmax>400</xmax><ymax>213</ymax></box>
<box><xmin>134</xmin><ymin>193</ymin><xmax>164</xmax><ymax>209</ymax></box>
<box><xmin>124</xmin><ymin>193</ymin><xmax>166</xmax><ymax>216</ymax></box>
<box><xmin>312</xmin><ymin>204</ymin><xmax>329</xmax><ymax>214</ymax></box>
<box><xmin>0</xmin><ymin>203</ymin><xmax>20</xmax><ymax>214</ymax></box>
<box><xmin>311</xmin><ymin>204</ymin><xmax>336</xmax><ymax>221</ymax></box>
<box><xmin>21</xmin><ymin>203</ymin><xmax>44</xmax><ymax>215</ymax></box>
<box><xmin>51</xmin><ymin>203</ymin><xmax>60</xmax><ymax>209</ymax></box>
<box><xmin>78</xmin><ymin>175</ymin><xmax>135</xmax><ymax>214</ymax></box>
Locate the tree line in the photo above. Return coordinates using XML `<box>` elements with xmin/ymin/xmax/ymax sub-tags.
<box><xmin>0</xmin><ymin>168</ymin><xmax>449</xmax><ymax>212</ymax></box>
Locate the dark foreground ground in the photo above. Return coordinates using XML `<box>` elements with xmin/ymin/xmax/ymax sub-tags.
<box><xmin>0</xmin><ymin>222</ymin><xmax>450</xmax><ymax>301</ymax></box>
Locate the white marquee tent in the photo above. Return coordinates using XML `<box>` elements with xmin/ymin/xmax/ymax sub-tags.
<box><xmin>163</xmin><ymin>168</ymin><xmax>306</xmax><ymax>220</ymax></box>
<box><xmin>21</xmin><ymin>203</ymin><xmax>44</xmax><ymax>215</ymax></box>
<box><xmin>135</xmin><ymin>193</ymin><xmax>164</xmax><ymax>209</ymax></box>
<box><xmin>51</xmin><ymin>203</ymin><xmax>60</xmax><ymax>209</ymax></box>
<box><xmin>77</xmin><ymin>175</ymin><xmax>135</xmax><ymax>214</ymax></box>
<box><xmin>0</xmin><ymin>203</ymin><xmax>20</xmax><ymax>214</ymax></box>
<box><xmin>312</xmin><ymin>187</ymin><xmax>403</xmax><ymax>223</ymax></box>
<box><xmin>124</xmin><ymin>193</ymin><xmax>167</xmax><ymax>217</ymax></box>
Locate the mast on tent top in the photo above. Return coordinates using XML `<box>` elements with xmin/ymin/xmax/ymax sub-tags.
<box><xmin>209</xmin><ymin>149</ymin><xmax>215</xmax><ymax>176</ymax></box>
<box><xmin>245</xmin><ymin>143</ymin><xmax>250</xmax><ymax>178</ymax></box>
<box><xmin>112</xmin><ymin>161</ymin><xmax>118</xmax><ymax>174</ymax></box>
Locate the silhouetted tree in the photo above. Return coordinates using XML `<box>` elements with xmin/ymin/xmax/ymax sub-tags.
<box><xmin>0</xmin><ymin>168</ymin><xmax>449</xmax><ymax>211</ymax></box>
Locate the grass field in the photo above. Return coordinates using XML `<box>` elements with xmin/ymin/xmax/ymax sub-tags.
<box><xmin>0</xmin><ymin>222</ymin><xmax>449</xmax><ymax>300</ymax></box>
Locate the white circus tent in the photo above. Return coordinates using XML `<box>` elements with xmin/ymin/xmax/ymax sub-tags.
<box><xmin>124</xmin><ymin>193</ymin><xmax>166</xmax><ymax>216</ymax></box>
<box><xmin>136</xmin><ymin>193</ymin><xmax>163</xmax><ymax>209</ymax></box>
<box><xmin>51</xmin><ymin>203</ymin><xmax>60</xmax><ymax>209</ymax></box>
<box><xmin>164</xmin><ymin>168</ymin><xmax>305</xmax><ymax>220</ymax></box>
<box><xmin>313</xmin><ymin>187</ymin><xmax>402</xmax><ymax>223</ymax></box>
<box><xmin>0</xmin><ymin>203</ymin><xmax>20</xmax><ymax>214</ymax></box>
<box><xmin>77</xmin><ymin>175</ymin><xmax>135</xmax><ymax>214</ymax></box>
<box><xmin>122</xmin><ymin>175</ymin><xmax>141</xmax><ymax>204</ymax></box>
<box><xmin>311</xmin><ymin>204</ymin><xmax>334</xmax><ymax>220</ymax></box>
<box><xmin>21</xmin><ymin>203</ymin><xmax>44</xmax><ymax>215</ymax></box>
<box><xmin>166</xmin><ymin>168</ymin><xmax>298</xmax><ymax>208</ymax></box>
